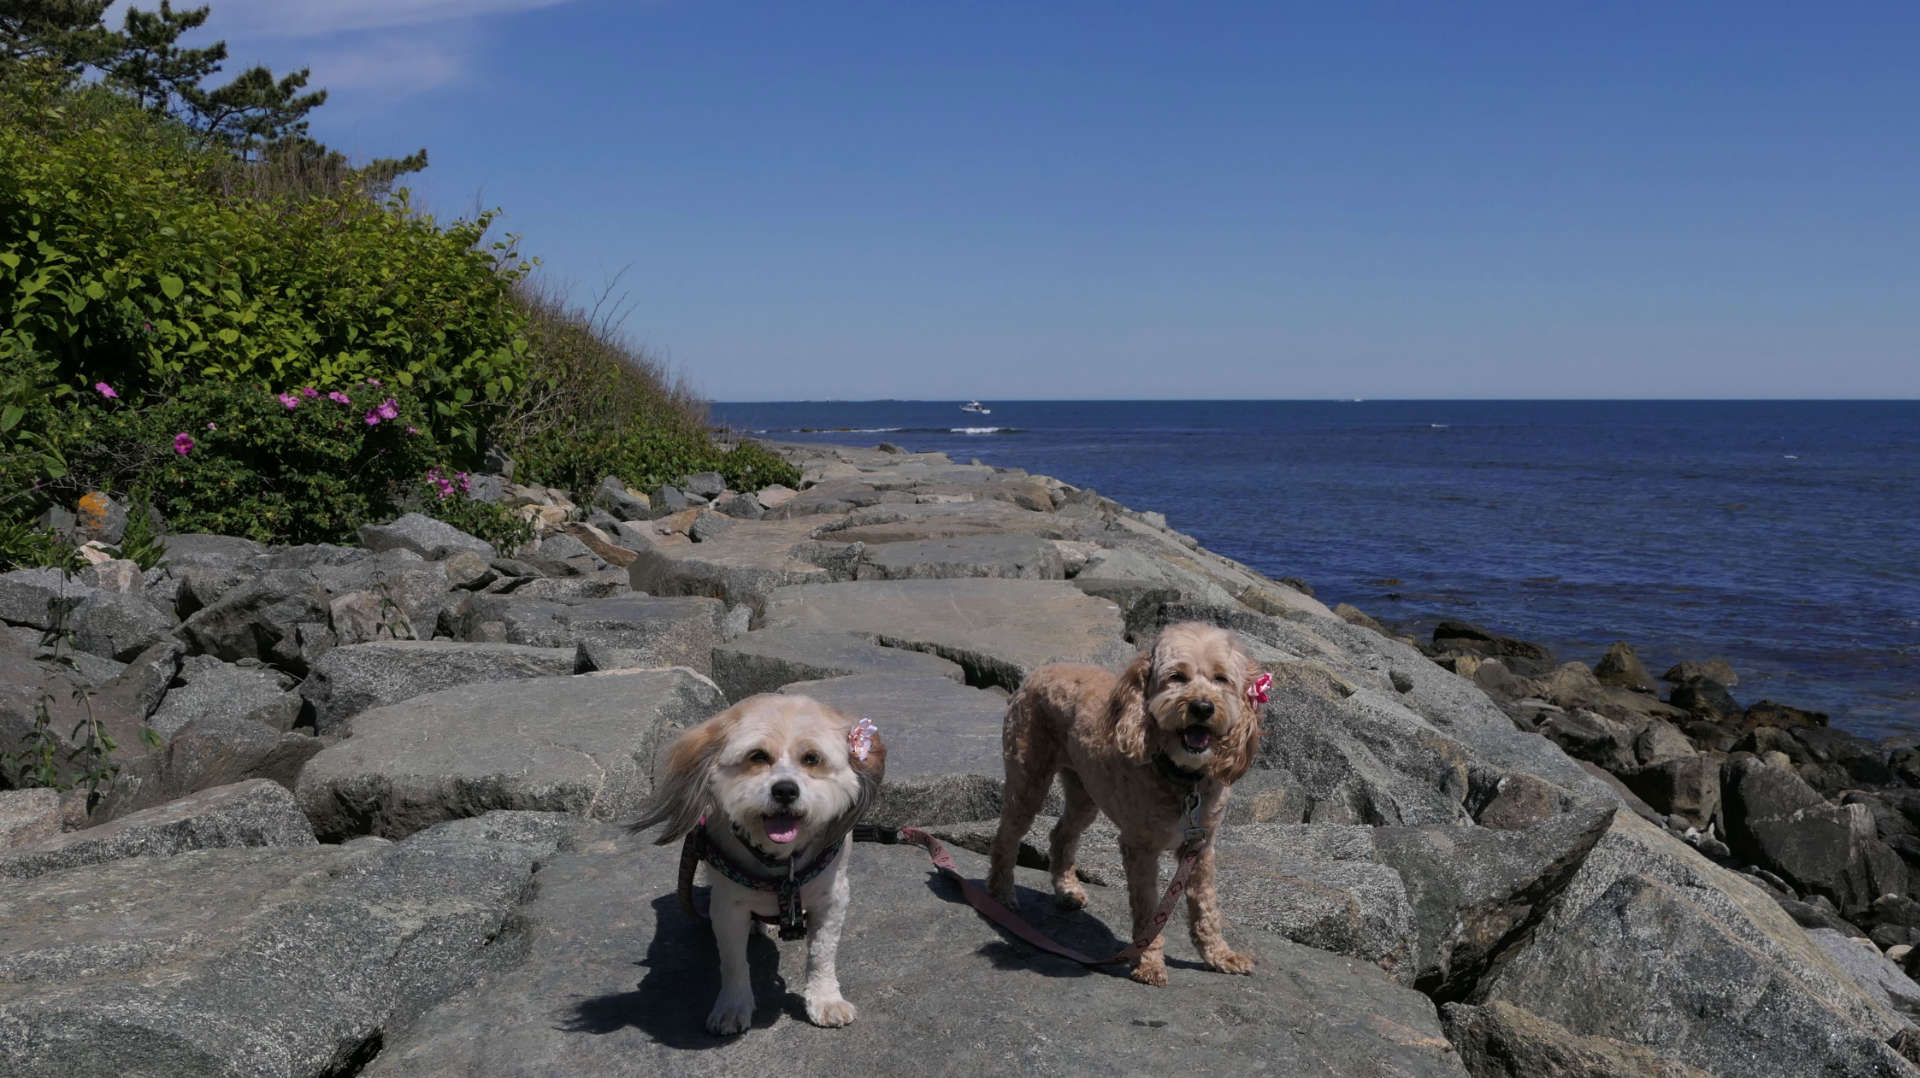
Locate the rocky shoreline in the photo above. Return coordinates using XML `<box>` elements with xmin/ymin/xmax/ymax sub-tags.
<box><xmin>2</xmin><ymin>439</ymin><xmax>1918</xmax><ymax>1075</ymax></box>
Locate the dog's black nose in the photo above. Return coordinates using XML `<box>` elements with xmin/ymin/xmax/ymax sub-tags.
<box><xmin>1189</xmin><ymin>699</ymin><xmax>1215</xmax><ymax>720</ymax></box>
<box><xmin>770</xmin><ymin>779</ymin><xmax>800</xmax><ymax>805</ymax></box>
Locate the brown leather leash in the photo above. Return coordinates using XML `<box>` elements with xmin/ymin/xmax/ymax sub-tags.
<box><xmin>855</xmin><ymin>823</ymin><xmax>1204</xmax><ymax>968</ymax></box>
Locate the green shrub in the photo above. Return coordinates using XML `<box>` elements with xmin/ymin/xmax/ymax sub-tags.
<box><xmin>59</xmin><ymin>378</ymin><xmax>444</xmax><ymax>545</ymax></box>
<box><xmin>417</xmin><ymin>473</ymin><xmax>534</xmax><ymax>552</ymax></box>
<box><xmin>715</xmin><ymin>439</ymin><xmax>801</xmax><ymax>491</ymax></box>
<box><xmin>0</xmin><ymin>70</ymin><xmax>529</xmax><ymax>454</ymax></box>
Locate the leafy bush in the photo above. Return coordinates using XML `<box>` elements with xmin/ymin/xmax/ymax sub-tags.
<box><xmin>59</xmin><ymin>378</ymin><xmax>443</xmax><ymax>545</ymax></box>
<box><xmin>715</xmin><ymin>439</ymin><xmax>801</xmax><ymax>491</ymax></box>
<box><xmin>0</xmin><ymin>70</ymin><xmax>529</xmax><ymax>454</ymax></box>
<box><xmin>417</xmin><ymin>472</ymin><xmax>535</xmax><ymax>552</ymax></box>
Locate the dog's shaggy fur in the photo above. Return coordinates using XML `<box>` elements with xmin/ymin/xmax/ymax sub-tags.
<box><xmin>987</xmin><ymin>622</ymin><xmax>1262</xmax><ymax>985</ymax></box>
<box><xmin>633</xmin><ymin>694</ymin><xmax>886</xmax><ymax>1034</ymax></box>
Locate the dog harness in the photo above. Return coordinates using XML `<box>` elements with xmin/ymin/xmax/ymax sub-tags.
<box><xmin>679</xmin><ymin>822</ymin><xmax>845</xmax><ymax>940</ymax></box>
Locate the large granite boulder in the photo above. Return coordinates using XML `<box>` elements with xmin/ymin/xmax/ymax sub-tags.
<box><xmin>68</xmin><ymin>591</ymin><xmax>176</xmax><ymax>662</ymax></box>
<box><xmin>176</xmin><ymin>569</ymin><xmax>332</xmax><ymax>673</ymax></box>
<box><xmin>710</xmin><ymin>629</ymin><xmax>965</xmax><ymax>701</ymax></box>
<box><xmin>0</xmin><ymin>813</ymin><xmax>573</xmax><ymax>1077</ymax></box>
<box><xmin>759</xmin><ymin>578</ymin><xmax>1131</xmax><ymax>690</ymax></box>
<box><xmin>778</xmin><ymin>673</ymin><xmax>1013</xmax><ymax>827</ymax></box>
<box><xmin>854</xmin><ymin>533</ymin><xmax>1066</xmax><ymax>581</ymax></box>
<box><xmin>300</xmin><ymin>640</ymin><xmax>579</xmax><ymax>733</ymax></box>
<box><xmin>1721</xmin><ymin>754</ymin><xmax>1906</xmax><ymax>918</ymax></box>
<box><xmin>364</xmin><ymin>825</ymin><xmax>1466</xmax><ymax>1077</ymax></box>
<box><xmin>357</xmin><ymin>513</ymin><xmax>495</xmax><ymax>561</ymax></box>
<box><xmin>625</xmin><ymin>517</ymin><xmax>842</xmax><ymax>613</ymax></box>
<box><xmin>296</xmin><ymin>668</ymin><xmax>726</xmax><ymax>840</ymax></box>
<box><xmin>1472</xmin><ymin>810</ymin><xmax>1916</xmax><ymax>1077</ymax></box>
<box><xmin>147</xmin><ymin>657</ymin><xmax>303</xmax><ymax>740</ymax></box>
<box><xmin>0</xmin><ymin>567</ymin><xmax>95</xmax><ymax>630</ymax></box>
<box><xmin>0</xmin><ymin>779</ymin><xmax>314</xmax><ymax>881</ymax></box>
<box><xmin>1442</xmin><ymin>1000</ymin><xmax>1717</xmax><ymax>1078</ymax></box>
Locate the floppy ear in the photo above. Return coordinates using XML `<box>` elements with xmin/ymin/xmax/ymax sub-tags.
<box><xmin>630</xmin><ymin>704</ymin><xmax>738</xmax><ymax>844</ymax></box>
<box><xmin>1108</xmin><ymin>647</ymin><xmax>1154</xmax><ymax>764</ymax></box>
<box><xmin>1216</xmin><ymin>655</ymin><xmax>1266</xmax><ymax>785</ymax></box>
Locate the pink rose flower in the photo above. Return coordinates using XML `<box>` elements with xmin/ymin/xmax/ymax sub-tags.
<box><xmin>365</xmin><ymin>378</ymin><xmax>382</xmax><ymax>387</ymax></box>
<box><xmin>94</xmin><ymin>382</ymin><xmax>118</xmax><ymax>399</ymax></box>
<box><xmin>301</xmin><ymin>386</ymin><xmax>318</xmax><ymax>399</ymax></box>
<box><xmin>278</xmin><ymin>393</ymin><xmax>299</xmax><ymax>410</ymax></box>
<box><xmin>206</xmin><ymin>422</ymin><xmax>216</xmax><ymax>430</ymax></box>
<box><xmin>328</xmin><ymin>390</ymin><xmax>351</xmax><ymax>405</ymax></box>
<box><xmin>364</xmin><ymin>409</ymin><xmax>382</xmax><ymax>426</ymax></box>
<box><xmin>173</xmin><ymin>432</ymin><xmax>194</xmax><ymax>455</ymax></box>
<box><xmin>378</xmin><ymin>398</ymin><xmax>399</xmax><ymax>421</ymax></box>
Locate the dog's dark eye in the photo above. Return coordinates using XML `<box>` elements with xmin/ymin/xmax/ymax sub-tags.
<box><xmin>1166</xmin><ymin>671</ymin><xmax>1188</xmax><ymax>684</ymax></box>
<box><xmin>1213</xmin><ymin>674</ymin><xmax>1230</xmax><ymax>684</ymax></box>
<box><xmin>746</xmin><ymin>749</ymin><xmax>772</xmax><ymax>765</ymax></box>
<box><xmin>801</xmin><ymin>751</ymin><xmax>822</xmax><ymax>767</ymax></box>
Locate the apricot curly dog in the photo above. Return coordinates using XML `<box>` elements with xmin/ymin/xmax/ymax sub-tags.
<box><xmin>987</xmin><ymin>621</ymin><xmax>1265</xmax><ymax>985</ymax></box>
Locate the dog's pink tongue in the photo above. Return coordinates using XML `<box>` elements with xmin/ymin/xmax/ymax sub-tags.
<box><xmin>1183</xmin><ymin>726</ymin><xmax>1213</xmax><ymax>751</ymax></box>
<box><xmin>764</xmin><ymin>815</ymin><xmax>801</xmax><ymax>844</ymax></box>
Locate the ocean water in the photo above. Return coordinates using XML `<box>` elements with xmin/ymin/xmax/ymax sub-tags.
<box><xmin>710</xmin><ymin>400</ymin><xmax>1920</xmax><ymax>740</ymax></box>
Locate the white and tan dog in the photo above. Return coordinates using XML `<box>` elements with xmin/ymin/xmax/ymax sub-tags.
<box><xmin>634</xmin><ymin>694</ymin><xmax>885</xmax><ymax>1035</ymax></box>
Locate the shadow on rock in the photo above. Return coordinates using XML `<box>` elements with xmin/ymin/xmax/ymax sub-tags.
<box><xmin>559</xmin><ymin>890</ymin><xmax>789</xmax><ymax>1050</ymax></box>
<box><xmin>917</xmin><ymin>870</ymin><xmax>1194</xmax><ymax>981</ymax></box>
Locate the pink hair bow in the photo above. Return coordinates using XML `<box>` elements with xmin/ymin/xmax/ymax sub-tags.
<box><xmin>849</xmin><ymin>718</ymin><xmax>878</xmax><ymax>761</ymax></box>
<box><xmin>1246</xmin><ymin>672</ymin><xmax>1273</xmax><ymax>706</ymax></box>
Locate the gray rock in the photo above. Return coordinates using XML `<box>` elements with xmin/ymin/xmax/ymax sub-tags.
<box><xmin>357</xmin><ymin>512</ymin><xmax>495</xmax><ymax>561</ymax></box>
<box><xmin>1370</xmin><ymin>806</ymin><xmax>1616</xmax><ymax>998</ymax></box>
<box><xmin>367</xmin><ymin>825</ymin><xmax>1466</xmax><ymax>1078</ymax></box>
<box><xmin>754</xmin><ymin>483</ymin><xmax>798</xmax><ymax>509</ymax></box>
<box><xmin>0</xmin><ymin>779</ymin><xmax>315</xmax><ymax>881</ymax></box>
<box><xmin>710</xmin><ymin>629</ymin><xmax>966</xmax><ymax>701</ymax></box>
<box><xmin>264</xmin><ymin>543</ymin><xmax>367</xmax><ymax>572</ymax></box>
<box><xmin>760</xmin><ymin>578</ymin><xmax>1130</xmax><ymax>691</ymax></box>
<box><xmin>779</xmin><ymin>674</ymin><xmax>1011</xmax><ymax>828</ymax></box>
<box><xmin>1476</xmin><ymin>810</ymin><xmax>1915</xmax><ymax>1078</ymax></box>
<box><xmin>716</xmin><ymin>491</ymin><xmax>765</xmax><ymax>519</ymax></box>
<box><xmin>688</xmin><ymin>511</ymin><xmax>735</xmax><ymax>543</ymax></box>
<box><xmin>855</xmin><ymin>532</ymin><xmax>1067</xmax><ymax>581</ymax></box>
<box><xmin>312</xmin><ymin>549</ymin><xmax>450</xmax><ymax>641</ymax></box>
<box><xmin>1806</xmin><ymin>928</ymin><xmax>1920</xmax><ymax>1020</ymax></box>
<box><xmin>0</xmin><ymin>789</ymin><xmax>61</xmax><ymax>849</ymax></box>
<box><xmin>1593</xmin><ymin>641</ymin><xmax>1657</xmax><ymax>694</ymax></box>
<box><xmin>1539</xmin><ymin>709</ymin><xmax>1640</xmax><ymax>773</ymax></box>
<box><xmin>1722</xmin><ymin>754</ymin><xmax>1906</xmax><ymax>918</ymax></box>
<box><xmin>1442</xmin><ymin>1001</ymin><xmax>1718</xmax><ymax>1078</ymax></box>
<box><xmin>626</xmin><ymin>517</ymin><xmax>839</xmax><ymax>613</ymax></box>
<box><xmin>816</xmin><ymin>499</ymin><xmax>1084</xmax><ymax>544</ymax></box>
<box><xmin>296</xmin><ymin>667</ymin><xmax>726</xmax><ymax>840</ymax></box>
<box><xmin>156</xmin><ymin>532</ymin><xmax>266</xmax><ymax>570</ymax></box>
<box><xmin>0</xmin><ymin>813</ymin><xmax>574</xmax><ymax>1077</ymax></box>
<box><xmin>441</xmin><ymin>551</ymin><xmax>495</xmax><ymax>591</ymax></box>
<box><xmin>592</xmin><ymin>475</ymin><xmax>651</xmax><ymax>520</ymax></box>
<box><xmin>1670</xmin><ymin>676</ymin><xmax>1740</xmax><ymax>720</ymax></box>
<box><xmin>69</xmin><ymin>591</ymin><xmax>175</xmax><ymax>662</ymax></box>
<box><xmin>1632</xmin><ymin>717</ymin><xmax>1695</xmax><ymax>764</ymax></box>
<box><xmin>1071</xmin><ymin>546</ymin><xmax>1239</xmax><ymax>607</ymax></box>
<box><xmin>147</xmin><ymin>659</ymin><xmax>301</xmax><ymax>739</ymax></box>
<box><xmin>77</xmin><ymin>558</ymin><xmax>143</xmax><ymax>594</ymax></box>
<box><xmin>649</xmin><ymin>484</ymin><xmax>690</xmax><ymax>516</ymax></box>
<box><xmin>176</xmin><ymin>568</ymin><xmax>331</xmax><ymax>673</ymax></box>
<box><xmin>174</xmin><ymin>564</ymin><xmax>248</xmax><ymax>617</ymax></box>
<box><xmin>301</xmin><ymin>640</ymin><xmax>579</xmax><ymax>733</ymax></box>
<box><xmin>0</xmin><ymin>567</ymin><xmax>94</xmax><ymax>630</ymax></box>
<box><xmin>1617</xmin><ymin>755</ymin><xmax>1721</xmax><ymax>829</ymax></box>
<box><xmin>680</xmin><ymin>471</ymin><xmax>726</xmax><ymax>498</ymax></box>
<box><xmin>559</xmin><ymin>595</ymin><xmax>728</xmax><ymax>675</ymax></box>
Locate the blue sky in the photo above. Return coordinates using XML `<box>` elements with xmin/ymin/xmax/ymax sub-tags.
<box><xmin>131</xmin><ymin>1</ymin><xmax>1918</xmax><ymax>400</ymax></box>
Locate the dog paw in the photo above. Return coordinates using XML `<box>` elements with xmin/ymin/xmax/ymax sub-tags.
<box><xmin>1053</xmin><ymin>882</ymin><xmax>1088</xmax><ymax>911</ymax></box>
<box><xmin>805</xmin><ymin>993</ymin><xmax>858</xmax><ymax>1028</ymax></box>
<box><xmin>1128</xmin><ymin>959</ymin><xmax>1169</xmax><ymax>987</ymax></box>
<box><xmin>988</xmin><ymin>885</ymin><xmax>1018</xmax><ymax>910</ymax></box>
<box><xmin>1205</xmin><ymin>948</ymin><xmax>1254</xmax><ymax>975</ymax></box>
<box><xmin>705</xmin><ymin>994</ymin><xmax>755</xmax><ymax>1036</ymax></box>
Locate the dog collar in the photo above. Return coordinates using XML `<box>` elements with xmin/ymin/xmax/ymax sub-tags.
<box><xmin>684</xmin><ymin>825</ymin><xmax>844</xmax><ymax>940</ymax></box>
<box><xmin>1149</xmin><ymin>753</ymin><xmax>1213</xmax><ymax>847</ymax></box>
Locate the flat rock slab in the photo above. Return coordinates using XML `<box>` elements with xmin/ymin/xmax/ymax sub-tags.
<box><xmin>0</xmin><ymin>813</ymin><xmax>573</xmax><ymax>1078</ymax></box>
<box><xmin>0</xmin><ymin>779</ymin><xmax>314</xmax><ymax>881</ymax></box>
<box><xmin>854</xmin><ymin>533</ymin><xmax>1066</xmax><ymax>581</ymax></box>
<box><xmin>778</xmin><ymin>674</ymin><xmax>1012</xmax><ymax>827</ymax></box>
<box><xmin>760</xmin><ymin>578</ymin><xmax>1131</xmax><ymax>690</ymax></box>
<box><xmin>301</xmin><ymin>640</ymin><xmax>580</xmax><ymax>733</ymax></box>
<box><xmin>815</xmin><ymin>501</ymin><xmax>1083</xmax><ymax>544</ymax></box>
<box><xmin>297</xmin><ymin>668</ymin><xmax>726</xmax><ymax>841</ymax></box>
<box><xmin>626</xmin><ymin>517</ymin><xmax>838</xmax><ymax>612</ymax></box>
<box><xmin>711</xmin><ymin>629</ymin><xmax>964</xmax><ymax>701</ymax></box>
<box><xmin>366</xmin><ymin>826</ymin><xmax>1466</xmax><ymax>1077</ymax></box>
